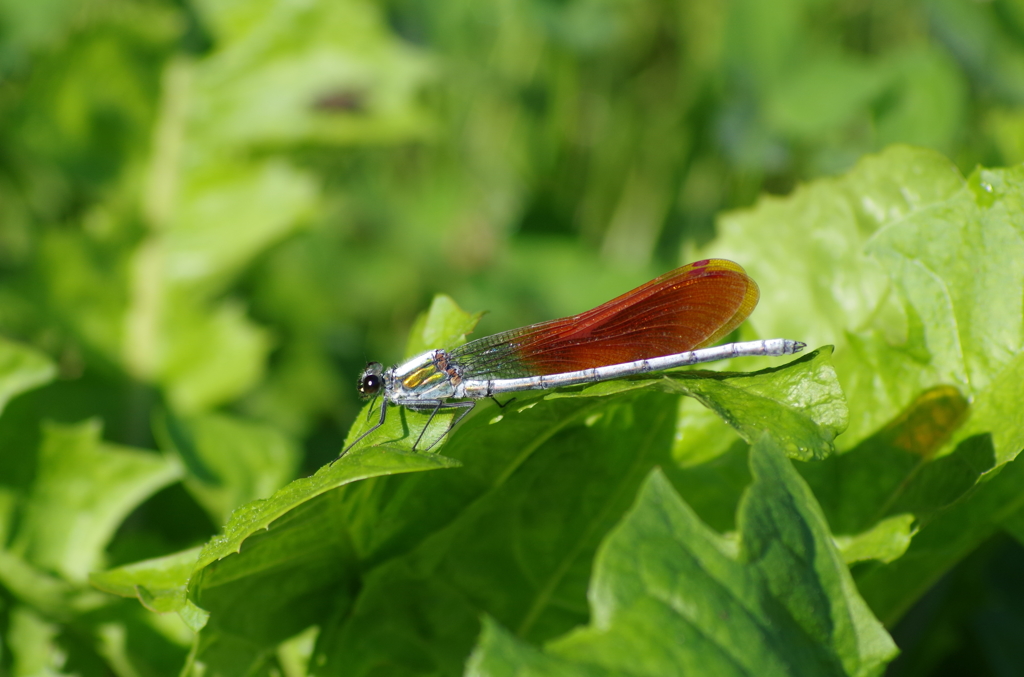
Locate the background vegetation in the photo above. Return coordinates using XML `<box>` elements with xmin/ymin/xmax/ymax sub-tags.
<box><xmin>1</xmin><ymin>0</ymin><xmax>1023</xmax><ymax>675</ymax></box>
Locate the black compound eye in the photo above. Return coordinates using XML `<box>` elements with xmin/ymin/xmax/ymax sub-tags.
<box><xmin>357</xmin><ymin>362</ymin><xmax>385</xmax><ymax>399</ymax></box>
<box><xmin>359</xmin><ymin>373</ymin><xmax>382</xmax><ymax>397</ymax></box>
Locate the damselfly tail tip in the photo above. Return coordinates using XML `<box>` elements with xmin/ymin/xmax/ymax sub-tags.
<box><xmin>765</xmin><ymin>338</ymin><xmax>807</xmax><ymax>356</ymax></box>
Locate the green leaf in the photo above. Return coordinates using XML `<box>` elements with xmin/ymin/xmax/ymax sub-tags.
<box><xmin>154</xmin><ymin>411</ymin><xmax>300</xmax><ymax>525</ymax></box>
<box><xmin>541</xmin><ymin>348</ymin><xmax>845</xmax><ymax>543</ymax></box>
<box><xmin>711</xmin><ymin>145</ymin><xmax>1022</xmax><ymax>451</ymax></box>
<box><xmin>653</xmin><ymin>348</ymin><xmax>848</xmax><ymax>535</ymax></box>
<box><xmin>798</xmin><ymin>385</ymin><xmax>973</xmax><ymax>539</ymax></box>
<box><xmin>468</xmin><ymin>618</ymin><xmax>601</xmax><ymax>677</ymax></box>
<box><xmin>0</xmin><ymin>336</ymin><xmax>56</xmax><ymax>418</ymax></box>
<box><xmin>468</xmin><ymin>437</ymin><xmax>897</xmax><ymax>677</ymax></box>
<box><xmin>659</xmin><ymin>346</ymin><xmax>846</xmax><ymax>461</ymax></box>
<box><xmin>169</xmin><ymin>290</ymin><xmax>481</xmax><ymax>671</ymax></box>
<box><xmin>182</xmin><ymin>445</ymin><xmax>459</xmax><ymax>667</ymax></box>
<box><xmin>710</xmin><ymin>144</ymin><xmax>1024</xmax><ymax>608</ymax></box>
<box><xmin>856</xmin><ymin>447</ymin><xmax>1024</xmax><ymax>626</ymax></box>
<box><xmin>835</xmin><ymin>514</ymin><xmax>917</xmax><ymax>566</ymax></box>
<box><xmin>193</xmin><ymin>445</ymin><xmax>459</xmax><ymax>570</ymax></box>
<box><xmin>11</xmin><ymin>420</ymin><xmax>182</xmax><ymax>581</ymax></box>
<box><xmin>90</xmin><ymin>547</ymin><xmax>203</xmax><ymax>617</ymax></box>
<box><xmin>851</xmin><ymin>354</ymin><xmax>1024</xmax><ymax>623</ymax></box>
<box><xmin>314</xmin><ymin>391</ymin><xmax>682</xmax><ymax>676</ymax></box>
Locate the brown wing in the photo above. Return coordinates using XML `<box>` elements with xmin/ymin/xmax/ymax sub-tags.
<box><xmin>450</xmin><ymin>259</ymin><xmax>759</xmax><ymax>378</ymax></box>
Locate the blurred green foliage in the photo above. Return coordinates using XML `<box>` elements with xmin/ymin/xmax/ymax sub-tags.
<box><xmin>3</xmin><ymin>0</ymin><xmax>1024</xmax><ymax>675</ymax></box>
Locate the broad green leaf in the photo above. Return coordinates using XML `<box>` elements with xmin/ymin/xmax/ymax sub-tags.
<box><xmin>798</xmin><ymin>385</ymin><xmax>973</xmax><ymax>539</ymax></box>
<box><xmin>468</xmin><ymin>619</ymin><xmax>602</xmax><ymax>677</ymax></box>
<box><xmin>654</xmin><ymin>348</ymin><xmax>847</xmax><ymax>533</ymax></box>
<box><xmin>11</xmin><ymin>420</ymin><xmax>182</xmax><ymax>581</ymax></box>
<box><xmin>192</xmin><ymin>446</ymin><xmax>459</xmax><ymax>570</ymax></box>
<box><xmin>710</xmin><ymin>145</ymin><xmax>1023</xmax><ymax>451</ymax></box>
<box><xmin>865</xmin><ymin>170</ymin><xmax>1023</xmax><ymax>398</ymax></box>
<box><xmin>850</xmin><ymin>353</ymin><xmax>1024</xmax><ymax>623</ymax></box>
<box><xmin>856</xmin><ymin>448</ymin><xmax>1024</xmax><ymax>626</ymax></box>
<box><xmin>314</xmin><ymin>391</ymin><xmax>682</xmax><ymax>676</ymax></box>
<box><xmin>709</xmin><ymin>145</ymin><xmax>1024</xmax><ymax>573</ymax></box>
<box><xmin>659</xmin><ymin>347</ymin><xmax>846</xmax><ymax>461</ymax></box>
<box><xmin>90</xmin><ymin>547</ymin><xmax>203</xmax><ymax>617</ymax></box>
<box><xmin>468</xmin><ymin>438</ymin><xmax>897</xmax><ymax>677</ymax></box>
<box><xmin>835</xmin><ymin>514</ymin><xmax>917</xmax><ymax>566</ymax></box>
<box><xmin>181</xmin><ymin>445</ymin><xmax>459</xmax><ymax>670</ymax></box>
<box><xmin>154</xmin><ymin>412</ymin><xmax>300</xmax><ymax>525</ymax></box>
<box><xmin>0</xmin><ymin>336</ymin><xmax>55</xmax><ymax>417</ymax></box>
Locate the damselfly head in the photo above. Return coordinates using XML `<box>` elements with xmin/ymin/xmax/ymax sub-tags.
<box><xmin>358</xmin><ymin>362</ymin><xmax>385</xmax><ymax>399</ymax></box>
